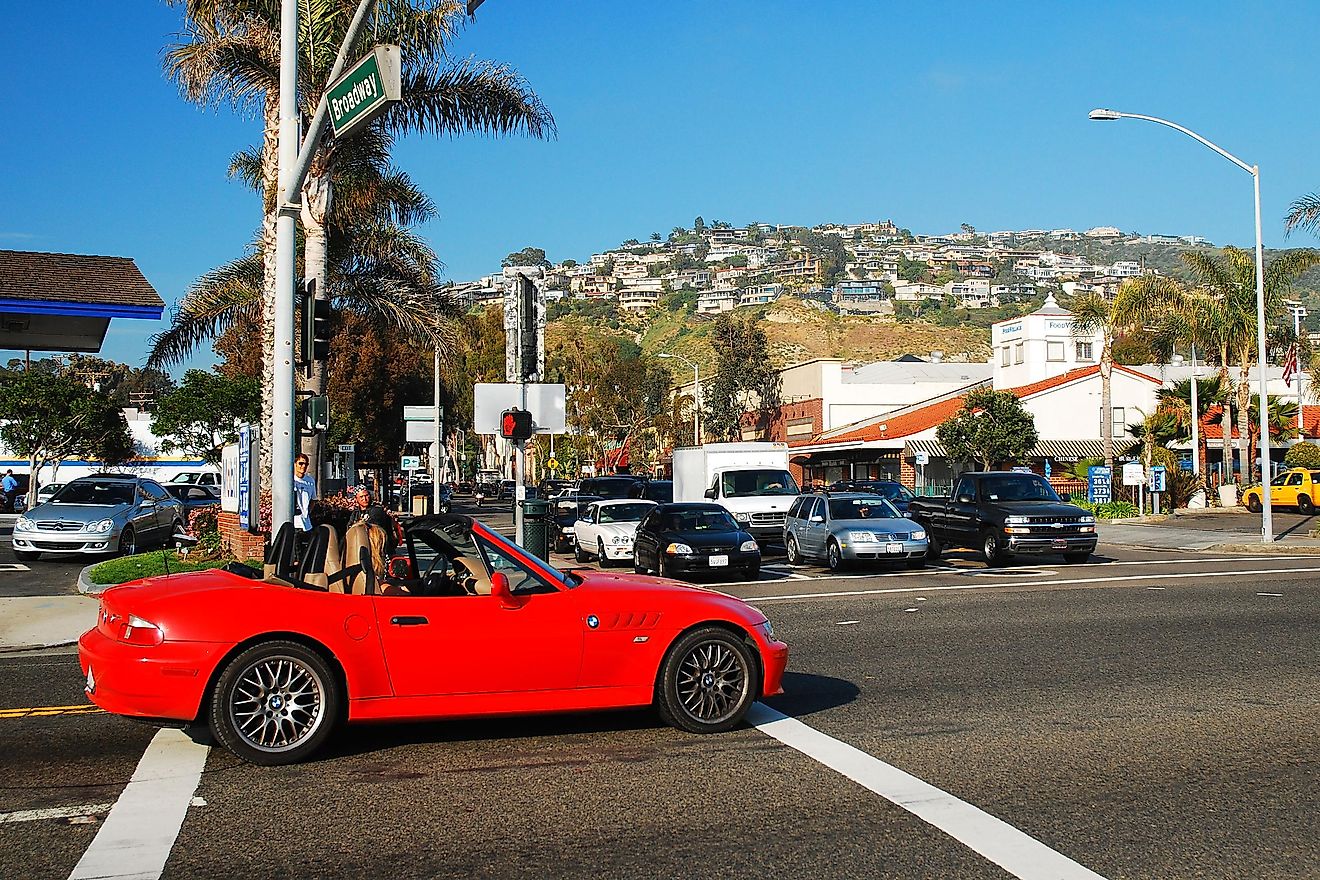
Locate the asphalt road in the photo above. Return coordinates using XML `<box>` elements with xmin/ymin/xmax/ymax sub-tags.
<box><xmin>2</xmin><ymin>545</ymin><xmax>1316</xmax><ymax>879</ymax></box>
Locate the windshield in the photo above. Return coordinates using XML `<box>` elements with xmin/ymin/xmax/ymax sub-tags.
<box><xmin>473</xmin><ymin>525</ymin><xmax>574</xmax><ymax>591</ymax></box>
<box><xmin>598</xmin><ymin>502</ymin><xmax>654</xmax><ymax>523</ymax></box>
<box><xmin>858</xmin><ymin>482</ymin><xmax>913</xmax><ymax>501</ymax></box>
<box><xmin>720</xmin><ymin>469</ymin><xmax>799</xmax><ymax>498</ymax></box>
<box><xmin>51</xmin><ymin>482</ymin><xmax>134</xmax><ymax>506</ymax></box>
<box><xmin>586</xmin><ymin>478</ymin><xmax>638</xmax><ymax>499</ymax></box>
<box><xmin>979</xmin><ymin>475</ymin><xmax>1061</xmax><ymax>502</ymax></box>
<box><xmin>829</xmin><ymin>497</ymin><xmax>901</xmax><ymax>520</ymax></box>
<box><xmin>663</xmin><ymin>508</ymin><xmax>739</xmax><ymax>532</ymax></box>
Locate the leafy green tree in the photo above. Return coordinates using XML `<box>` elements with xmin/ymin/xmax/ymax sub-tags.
<box><xmin>936</xmin><ymin>388</ymin><xmax>1038</xmax><ymax>470</ymax></box>
<box><xmin>151</xmin><ymin>370</ymin><xmax>261</xmax><ymax>464</ymax></box>
<box><xmin>704</xmin><ymin>315</ymin><xmax>781</xmax><ymax>440</ymax></box>
<box><xmin>0</xmin><ymin>371</ymin><xmax>134</xmax><ymax>505</ymax></box>
<box><xmin>693</xmin><ymin>216</ymin><xmax>705</xmax><ymax>234</ymax></box>
<box><xmin>502</xmin><ymin>247</ymin><xmax>551</xmax><ymax>268</ymax></box>
<box><xmin>898</xmin><ymin>256</ymin><xmax>927</xmax><ymax>283</ymax></box>
<box><xmin>1285</xmin><ymin>440</ymin><xmax>1320</xmax><ymax>468</ymax></box>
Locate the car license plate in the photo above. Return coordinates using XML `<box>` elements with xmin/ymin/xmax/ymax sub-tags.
<box><xmin>886</xmin><ymin>542</ymin><xmax>904</xmax><ymax>554</ymax></box>
<box><xmin>1051</xmin><ymin>539</ymin><xmax>1067</xmax><ymax>549</ymax></box>
<box><xmin>708</xmin><ymin>554</ymin><xmax>728</xmax><ymax>567</ymax></box>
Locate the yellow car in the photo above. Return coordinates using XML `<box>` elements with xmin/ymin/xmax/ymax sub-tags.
<box><xmin>1242</xmin><ymin>467</ymin><xmax>1320</xmax><ymax>513</ymax></box>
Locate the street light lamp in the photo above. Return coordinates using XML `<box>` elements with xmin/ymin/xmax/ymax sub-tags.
<box><xmin>659</xmin><ymin>353</ymin><xmax>701</xmax><ymax>446</ymax></box>
<box><xmin>1089</xmin><ymin>108</ymin><xmax>1274</xmax><ymax>542</ymax></box>
<box><xmin>1286</xmin><ymin>301</ymin><xmax>1308</xmax><ymax>439</ymax></box>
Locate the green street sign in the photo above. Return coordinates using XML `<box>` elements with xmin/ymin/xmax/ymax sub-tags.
<box><xmin>327</xmin><ymin>45</ymin><xmax>402</xmax><ymax>139</ymax></box>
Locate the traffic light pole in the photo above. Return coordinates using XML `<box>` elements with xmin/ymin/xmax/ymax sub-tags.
<box><xmin>514</xmin><ymin>379</ymin><xmax>527</xmax><ymax>545</ymax></box>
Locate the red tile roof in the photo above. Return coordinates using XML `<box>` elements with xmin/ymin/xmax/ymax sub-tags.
<box><xmin>1200</xmin><ymin>405</ymin><xmax>1320</xmax><ymax>440</ymax></box>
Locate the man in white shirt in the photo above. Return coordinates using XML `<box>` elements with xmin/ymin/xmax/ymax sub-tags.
<box><xmin>293</xmin><ymin>453</ymin><xmax>317</xmax><ymax>533</ymax></box>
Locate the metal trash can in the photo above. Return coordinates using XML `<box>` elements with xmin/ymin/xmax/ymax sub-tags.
<box><xmin>520</xmin><ymin>499</ymin><xmax>552</xmax><ymax>561</ymax></box>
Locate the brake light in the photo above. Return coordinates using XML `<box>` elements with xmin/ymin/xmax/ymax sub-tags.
<box><xmin>118</xmin><ymin>614</ymin><xmax>163</xmax><ymax>646</ymax></box>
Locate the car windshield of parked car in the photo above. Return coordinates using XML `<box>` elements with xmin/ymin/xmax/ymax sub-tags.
<box><xmin>720</xmin><ymin>469</ymin><xmax>800</xmax><ymax>498</ymax></box>
<box><xmin>828</xmin><ymin>497</ymin><xmax>901</xmax><ymax>520</ymax></box>
<box><xmin>859</xmin><ymin>482</ymin><xmax>913</xmax><ymax>502</ymax></box>
<box><xmin>663</xmin><ymin>509</ymin><xmax>739</xmax><ymax>532</ymax></box>
<box><xmin>598</xmin><ymin>502</ymin><xmax>653</xmax><ymax>523</ymax></box>
<box><xmin>51</xmin><ymin>482</ymin><xmax>134</xmax><ymax>506</ymax></box>
<box><xmin>979</xmin><ymin>475</ymin><xmax>1061</xmax><ymax>502</ymax></box>
<box><xmin>585</xmin><ymin>478</ymin><xmax>638</xmax><ymax>499</ymax></box>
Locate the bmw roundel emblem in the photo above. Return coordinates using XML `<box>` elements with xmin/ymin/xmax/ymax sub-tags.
<box><xmin>586</xmin><ymin>615</ymin><xmax>599</xmax><ymax>629</ymax></box>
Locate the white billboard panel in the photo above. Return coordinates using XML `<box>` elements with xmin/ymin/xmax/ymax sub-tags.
<box><xmin>473</xmin><ymin>383</ymin><xmax>566</xmax><ymax>434</ymax></box>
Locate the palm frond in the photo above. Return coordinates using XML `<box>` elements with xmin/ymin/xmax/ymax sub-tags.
<box><xmin>147</xmin><ymin>254</ymin><xmax>265</xmax><ymax>369</ymax></box>
<box><xmin>385</xmin><ymin>58</ymin><xmax>556</xmax><ymax>140</ymax></box>
<box><xmin>1285</xmin><ymin>193</ymin><xmax>1320</xmax><ymax>237</ymax></box>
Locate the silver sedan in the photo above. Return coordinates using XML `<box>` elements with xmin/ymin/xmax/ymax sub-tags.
<box><xmin>12</xmin><ymin>475</ymin><xmax>186</xmax><ymax>561</ymax></box>
<box><xmin>784</xmin><ymin>492</ymin><xmax>928</xmax><ymax>572</ymax></box>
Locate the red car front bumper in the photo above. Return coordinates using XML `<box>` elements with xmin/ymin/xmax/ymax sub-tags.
<box><xmin>760</xmin><ymin>639</ymin><xmax>789</xmax><ymax>697</ymax></box>
<box><xmin>78</xmin><ymin>627</ymin><xmax>228</xmax><ymax>722</ymax></box>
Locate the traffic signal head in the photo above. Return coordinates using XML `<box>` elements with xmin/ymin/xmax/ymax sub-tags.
<box><xmin>301</xmin><ymin>281</ymin><xmax>331</xmax><ymax>365</ymax></box>
<box><xmin>500</xmin><ymin>408</ymin><xmax>534</xmax><ymax>442</ymax></box>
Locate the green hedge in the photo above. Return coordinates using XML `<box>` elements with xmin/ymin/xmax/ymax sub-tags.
<box><xmin>88</xmin><ymin>552</ymin><xmax>261</xmax><ymax>586</ymax></box>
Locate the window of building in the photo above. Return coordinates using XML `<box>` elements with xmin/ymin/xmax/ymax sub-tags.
<box><xmin>1112</xmin><ymin>407</ymin><xmax>1126</xmax><ymax>430</ymax></box>
<box><xmin>1014</xmin><ymin>343</ymin><xmax>1025</xmax><ymax>364</ymax></box>
<box><xmin>1046</xmin><ymin>341</ymin><xmax>1065</xmax><ymax>362</ymax></box>
<box><xmin>1076</xmin><ymin>341</ymin><xmax>1094</xmax><ymax>361</ymax></box>
<box><xmin>1001</xmin><ymin>346</ymin><xmax>1011</xmax><ymax>366</ymax></box>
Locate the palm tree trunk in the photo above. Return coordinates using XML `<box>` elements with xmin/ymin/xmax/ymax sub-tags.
<box><xmin>1100</xmin><ymin>345</ymin><xmax>1114</xmax><ymax>470</ymax></box>
<box><xmin>1237</xmin><ymin>360</ymin><xmax>1253</xmax><ymax>482</ymax></box>
<box><xmin>300</xmin><ymin>166</ymin><xmax>332</xmax><ymax>481</ymax></box>
<box><xmin>1219</xmin><ymin>359</ymin><xmax>1233</xmax><ymax>487</ymax></box>
<box><xmin>259</xmin><ymin>101</ymin><xmax>279</xmax><ymax>505</ymax></box>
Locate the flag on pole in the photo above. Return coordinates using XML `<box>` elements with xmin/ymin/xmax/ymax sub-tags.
<box><xmin>1283</xmin><ymin>343</ymin><xmax>1298</xmax><ymax>387</ymax></box>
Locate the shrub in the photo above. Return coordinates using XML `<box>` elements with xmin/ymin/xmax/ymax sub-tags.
<box><xmin>1285</xmin><ymin>440</ymin><xmax>1320</xmax><ymax>469</ymax></box>
<box><xmin>187</xmin><ymin>506</ymin><xmax>222</xmax><ymax>556</ymax></box>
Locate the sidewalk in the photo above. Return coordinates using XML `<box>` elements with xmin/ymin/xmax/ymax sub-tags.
<box><xmin>1098</xmin><ymin>519</ymin><xmax>1320</xmax><ymax>553</ymax></box>
<box><xmin>0</xmin><ymin>594</ymin><xmax>97</xmax><ymax>652</ymax></box>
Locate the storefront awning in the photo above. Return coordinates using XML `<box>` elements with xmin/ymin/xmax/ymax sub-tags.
<box><xmin>904</xmin><ymin>438</ymin><xmax>1106</xmax><ymax>462</ymax></box>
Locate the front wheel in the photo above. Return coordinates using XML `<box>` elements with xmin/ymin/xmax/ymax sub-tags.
<box><xmin>785</xmin><ymin>535</ymin><xmax>803</xmax><ymax>565</ymax></box>
<box><xmin>209</xmin><ymin>640</ymin><xmax>340</xmax><ymax>766</ymax></box>
<box><xmin>925</xmin><ymin>533</ymin><xmax>942</xmax><ymax>559</ymax></box>
<box><xmin>117</xmin><ymin>527</ymin><xmax>136</xmax><ymax>557</ymax></box>
<box><xmin>597</xmin><ymin>539</ymin><xmax>612</xmax><ymax>568</ymax></box>
<box><xmin>981</xmin><ymin>531</ymin><xmax>1008</xmax><ymax>566</ymax></box>
<box><xmin>1246</xmin><ymin>495</ymin><xmax>1262</xmax><ymax>513</ymax></box>
<box><xmin>655</xmin><ymin>626</ymin><xmax>757</xmax><ymax>734</ymax></box>
<box><xmin>826</xmin><ymin>540</ymin><xmax>845</xmax><ymax>573</ymax></box>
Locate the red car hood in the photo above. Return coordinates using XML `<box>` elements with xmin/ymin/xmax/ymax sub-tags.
<box><xmin>569</xmin><ymin>570</ymin><xmax>765</xmax><ymax>623</ymax></box>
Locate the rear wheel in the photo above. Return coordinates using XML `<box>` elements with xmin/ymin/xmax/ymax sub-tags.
<box><xmin>209</xmin><ymin>640</ymin><xmax>339</xmax><ymax>766</ymax></box>
<box><xmin>1299</xmin><ymin>495</ymin><xmax>1315</xmax><ymax>514</ymax></box>
<box><xmin>655</xmin><ymin>626</ymin><xmax>757</xmax><ymax>734</ymax></box>
<box><xmin>1246</xmin><ymin>495</ymin><xmax>1262</xmax><ymax>513</ymax></box>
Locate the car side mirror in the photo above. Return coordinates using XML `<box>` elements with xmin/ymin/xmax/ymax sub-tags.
<box><xmin>704</xmin><ymin>487</ymin><xmax>718</xmax><ymax>500</ymax></box>
<box><xmin>490</xmin><ymin>571</ymin><xmax>520</xmax><ymax>609</ymax></box>
<box><xmin>809</xmin><ymin>515</ymin><xmax>825</xmax><ymax>523</ymax></box>
<box><xmin>957</xmin><ymin>494</ymin><xmax>974</xmax><ymax>504</ymax></box>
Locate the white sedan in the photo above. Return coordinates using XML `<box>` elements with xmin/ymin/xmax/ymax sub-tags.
<box><xmin>573</xmin><ymin>499</ymin><xmax>658</xmax><ymax>566</ymax></box>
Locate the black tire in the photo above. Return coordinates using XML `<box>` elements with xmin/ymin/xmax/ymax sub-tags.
<box><xmin>1246</xmin><ymin>495</ymin><xmax>1262</xmax><ymax>513</ymax></box>
<box><xmin>785</xmin><ymin>535</ymin><xmax>803</xmax><ymax>565</ymax></box>
<box><xmin>655</xmin><ymin>626</ymin><xmax>757</xmax><ymax>734</ymax></box>
<box><xmin>981</xmin><ymin>531</ymin><xmax>1008</xmax><ymax>566</ymax></box>
<box><xmin>13</xmin><ymin>549</ymin><xmax>41</xmax><ymax>562</ymax></box>
<box><xmin>925</xmin><ymin>533</ymin><xmax>943</xmax><ymax>559</ymax></box>
<box><xmin>658</xmin><ymin>555</ymin><xmax>674</xmax><ymax>579</ymax></box>
<box><xmin>117</xmin><ymin>527</ymin><xmax>136</xmax><ymax>557</ymax></box>
<box><xmin>597</xmin><ymin>539</ymin><xmax>612</xmax><ymax>568</ymax></box>
<box><xmin>634</xmin><ymin>564</ymin><xmax>648</xmax><ymax>575</ymax></box>
<box><xmin>905</xmin><ymin>557</ymin><xmax>926</xmax><ymax>569</ymax></box>
<box><xmin>826</xmin><ymin>540</ymin><xmax>845</xmax><ymax>573</ymax></box>
<box><xmin>1299</xmin><ymin>495</ymin><xmax>1315</xmax><ymax>515</ymax></box>
<box><xmin>1062</xmin><ymin>551</ymin><xmax>1091</xmax><ymax>564</ymax></box>
<box><xmin>208</xmin><ymin>640</ymin><xmax>339</xmax><ymax>766</ymax></box>
<box><xmin>575</xmin><ymin>541</ymin><xmax>590</xmax><ymax>564</ymax></box>
<box><xmin>741</xmin><ymin>564</ymin><xmax>760</xmax><ymax>580</ymax></box>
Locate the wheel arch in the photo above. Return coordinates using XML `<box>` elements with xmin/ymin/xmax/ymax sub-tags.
<box><xmin>652</xmin><ymin>619</ymin><xmax>764</xmax><ymax>701</ymax></box>
<box><xmin>194</xmin><ymin>631</ymin><xmax>349</xmax><ymax>724</ymax></box>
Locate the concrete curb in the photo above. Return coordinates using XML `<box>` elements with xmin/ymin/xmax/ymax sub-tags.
<box><xmin>1206</xmin><ymin>543</ymin><xmax>1320</xmax><ymax>555</ymax></box>
<box><xmin>77</xmin><ymin>563</ymin><xmax>104</xmax><ymax>596</ymax></box>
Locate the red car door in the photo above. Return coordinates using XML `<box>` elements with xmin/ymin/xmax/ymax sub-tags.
<box><xmin>373</xmin><ymin>589</ymin><xmax>586</xmax><ymax>697</ymax></box>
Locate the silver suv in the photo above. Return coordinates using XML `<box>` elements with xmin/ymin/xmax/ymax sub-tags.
<box><xmin>12</xmin><ymin>474</ymin><xmax>186</xmax><ymax>561</ymax></box>
<box><xmin>784</xmin><ymin>492</ymin><xmax>928</xmax><ymax>572</ymax></box>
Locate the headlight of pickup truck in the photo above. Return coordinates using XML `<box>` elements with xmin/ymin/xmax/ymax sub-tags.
<box><xmin>1004</xmin><ymin>515</ymin><xmax>1029</xmax><ymax>525</ymax></box>
<box><xmin>732</xmin><ymin>511</ymin><xmax>751</xmax><ymax>523</ymax></box>
<box><xmin>1079</xmin><ymin>515</ymin><xmax>1096</xmax><ymax>524</ymax></box>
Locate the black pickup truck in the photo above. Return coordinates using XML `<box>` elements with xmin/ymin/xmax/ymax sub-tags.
<box><xmin>907</xmin><ymin>471</ymin><xmax>1097</xmax><ymax>565</ymax></box>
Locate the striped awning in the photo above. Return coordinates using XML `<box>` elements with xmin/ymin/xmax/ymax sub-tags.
<box><xmin>904</xmin><ymin>438</ymin><xmax>1105</xmax><ymax>461</ymax></box>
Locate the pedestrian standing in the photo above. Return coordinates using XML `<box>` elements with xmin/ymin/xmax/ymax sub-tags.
<box><xmin>2</xmin><ymin>470</ymin><xmax>18</xmax><ymax>513</ymax></box>
<box><xmin>293</xmin><ymin>454</ymin><xmax>317</xmax><ymax>534</ymax></box>
<box><xmin>350</xmin><ymin>485</ymin><xmax>400</xmax><ymax>554</ymax></box>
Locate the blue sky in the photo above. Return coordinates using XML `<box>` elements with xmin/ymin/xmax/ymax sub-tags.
<box><xmin>4</xmin><ymin>1</ymin><xmax>1319</xmax><ymax>372</ymax></box>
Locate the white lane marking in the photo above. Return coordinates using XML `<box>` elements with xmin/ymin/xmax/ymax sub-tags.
<box><xmin>68</xmin><ymin>728</ymin><xmax>209</xmax><ymax>880</ymax></box>
<box><xmin>835</xmin><ymin>620</ymin><xmax>860</xmax><ymax>626</ymax></box>
<box><xmin>0</xmin><ymin>563</ymin><xmax>31</xmax><ymax>572</ymax></box>
<box><xmin>0</xmin><ymin>803</ymin><xmax>112</xmax><ymax>824</ymax></box>
<box><xmin>748</xmin><ymin>704</ymin><xmax>1107</xmax><ymax>880</ymax></box>
<box><xmin>1257</xmin><ymin>592</ymin><xmax>1284</xmax><ymax>597</ymax></box>
<box><xmin>744</xmin><ymin>565</ymin><xmax>1320</xmax><ymax>603</ymax></box>
<box><xmin>1147</xmin><ymin>587</ymin><xmax>1166</xmax><ymax>591</ymax></box>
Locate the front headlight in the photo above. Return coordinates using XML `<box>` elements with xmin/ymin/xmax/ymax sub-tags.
<box><xmin>612</xmin><ymin>534</ymin><xmax>629</xmax><ymax>545</ymax></box>
<box><xmin>739</xmin><ymin>539</ymin><xmax>758</xmax><ymax>553</ymax></box>
<box><xmin>15</xmin><ymin>516</ymin><xmax>34</xmax><ymax>531</ymax></box>
<box><xmin>847</xmin><ymin>530</ymin><xmax>876</xmax><ymax>543</ymax></box>
<box><xmin>87</xmin><ymin>519</ymin><xmax>115</xmax><ymax>534</ymax></box>
<box><xmin>732</xmin><ymin>511</ymin><xmax>751</xmax><ymax>523</ymax></box>
<box><xmin>665</xmin><ymin>542</ymin><xmax>694</xmax><ymax>555</ymax></box>
<box><xmin>1079</xmin><ymin>515</ymin><xmax>1096</xmax><ymax>524</ymax></box>
<box><xmin>909</xmin><ymin>529</ymin><xmax>926</xmax><ymax>540</ymax></box>
<box><xmin>1004</xmin><ymin>515</ymin><xmax>1029</xmax><ymax>525</ymax></box>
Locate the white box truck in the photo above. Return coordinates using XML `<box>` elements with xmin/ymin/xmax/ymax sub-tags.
<box><xmin>672</xmin><ymin>442</ymin><xmax>800</xmax><ymax>543</ymax></box>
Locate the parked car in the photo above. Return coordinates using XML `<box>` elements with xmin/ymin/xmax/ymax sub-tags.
<box><xmin>907</xmin><ymin>471</ymin><xmax>1097</xmax><ymax>565</ymax></box>
<box><xmin>540</xmin><ymin>478</ymin><xmax>576</xmax><ymax>497</ymax></box>
<box><xmin>497</xmin><ymin>479</ymin><xmax>516</xmax><ymax>500</ymax></box>
<box><xmin>578</xmin><ymin>475</ymin><xmax>644</xmax><ymax>500</ymax></box>
<box><xmin>572</xmin><ymin>499</ymin><xmax>658</xmax><ymax>565</ymax></box>
<box><xmin>785</xmin><ymin>492</ymin><xmax>927</xmax><ymax>572</ymax></box>
<box><xmin>403</xmin><ymin>483</ymin><xmax>454</xmax><ymax>515</ymax></box>
<box><xmin>35</xmin><ymin>482</ymin><xmax>65</xmax><ymax>505</ymax></box>
<box><xmin>165</xmin><ymin>483</ymin><xmax>222</xmax><ymax>514</ymax></box>
<box><xmin>3</xmin><ymin>473</ymin><xmax>31</xmax><ymax>512</ymax></box>
<box><xmin>1241</xmin><ymin>467</ymin><xmax>1320</xmax><ymax>513</ymax></box>
<box><xmin>826</xmin><ymin>480</ymin><xmax>916</xmax><ymax>515</ymax></box>
<box><xmin>551</xmin><ymin>495</ymin><xmax>602</xmax><ymax>553</ymax></box>
<box><xmin>628</xmin><ymin>479</ymin><xmax>674</xmax><ymax>504</ymax></box>
<box><xmin>79</xmin><ymin>514</ymin><xmax>788</xmax><ymax>764</ymax></box>
<box><xmin>633</xmin><ymin>502</ymin><xmax>760</xmax><ymax>581</ymax></box>
<box><xmin>12</xmin><ymin>474</ymin><xmax>187</xmax><ymax>561</ymax></box>
<box><xmin>168</xmin><ymin>471</ymin><xmax>220</xmax><ymax>487</ymax></box>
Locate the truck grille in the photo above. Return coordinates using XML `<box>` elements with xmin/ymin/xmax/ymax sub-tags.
<box><xmin>750</xmin><ymin>512</ymin><xmax>786</xmax><ymax>527</ymax></box>
<box><xmin>1026</xmin><ymin>516</ymin><xmax>1082</xmax><ymax>525</ymax></box>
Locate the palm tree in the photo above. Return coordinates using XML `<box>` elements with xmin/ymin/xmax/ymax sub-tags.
<box><xmin>1071</xmin><ymin>276</ymin><xmax>1184</xmax><ymax>469</ymax></box>
<box><xmin>1157</xmin><ymin>373</ymin><xmax>1223</xmax><ymax>476</ymax></box>
<box><xmin>1124</xmin><ymin>408</ymin><xmax>1181</xmax><ymax>471</ymax></box>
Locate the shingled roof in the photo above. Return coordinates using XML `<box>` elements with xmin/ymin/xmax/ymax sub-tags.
<box><xmin>0</xmin><ymin>249</ymin><xmax>163</xmax><ymax>311</ymax></box>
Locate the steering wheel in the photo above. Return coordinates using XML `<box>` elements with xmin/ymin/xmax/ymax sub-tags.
<box><xmin>419</xmin><ymin>553</ymin><xmax>477</xmax><ymax>596</ymax></box>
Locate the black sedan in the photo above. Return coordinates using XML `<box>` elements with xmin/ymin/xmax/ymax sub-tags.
<box><xmin>632</xmin><ymin>503</ymin><xmax>760</xmax><ymax>581</ymax></box>
<box><xmin>165</xmin><ymin>483</ymin><xmax>222</xmax><ymax>513</ymax></box>
<box><xmin>551</xmin><ymin>494</ymin><xmax>603</xmax><ymax>553</ymax></box>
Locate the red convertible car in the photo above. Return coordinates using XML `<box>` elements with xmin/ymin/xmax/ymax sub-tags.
<box><xmin>79</xmin><ymin>515</ymin><xmax>787</xmax><ymax>765</ymax></box>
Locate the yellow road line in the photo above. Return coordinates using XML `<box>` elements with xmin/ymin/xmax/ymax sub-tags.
<box><xmin>0</xmin><ymin>704</ymin><xmax>103</xmax><ymax>719</ymax></box>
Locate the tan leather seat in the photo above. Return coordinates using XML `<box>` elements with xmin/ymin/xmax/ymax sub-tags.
<box><xmin>343</xmin><ymin>522</ymin><xmax>388</xmax><ymax>595</ymax></box>
<box><xmin>301</xmin><ymin>525</ymin><xmax>343</xmax><ymax>592</ymax></box>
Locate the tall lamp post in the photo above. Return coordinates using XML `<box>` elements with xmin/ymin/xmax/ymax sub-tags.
<box><xmin>1089</xmin><ymin>108</ymin><xmax>1274</xmax><ymax>543</ymax></box>
<box><xmin>1287</xmin><ymin>301</ymin><xmax>1308</xmax><ymax>438</ymax></box>
<box><xmin>659</xmin><ymin>353</ymin><xmax>701</xmax><ymax>446</ymax></box>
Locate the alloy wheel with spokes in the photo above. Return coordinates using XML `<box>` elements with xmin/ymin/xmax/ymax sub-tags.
<box><xmin>210</xmin><ymin>640</ymin><xmax>340</xmax><ymax>765</ymax></box>
<box><xmin>656</xmin><ymin>627</ymin><xmax>756</xmax><ymax>733</ymax></box>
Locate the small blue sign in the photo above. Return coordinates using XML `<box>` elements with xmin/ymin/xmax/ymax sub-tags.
<box><xmin>1044</xmin><ymin>459</ymin><xmax>1052</xmax><ymax>479</ymax></box>
<box><xmin>1088</xmin><ymin>465</ymin><xmax>1112</xmax><ymax>504</ymax></box>
<box><xmin>1150</xmin><ymin>465</ymin><xmax>1167</xmax><ymax>493</ymax></box>
<box><xmin>238</xmin><ymin>424</ymin><xmax>252</xmax><ymax>531</ymax></box>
